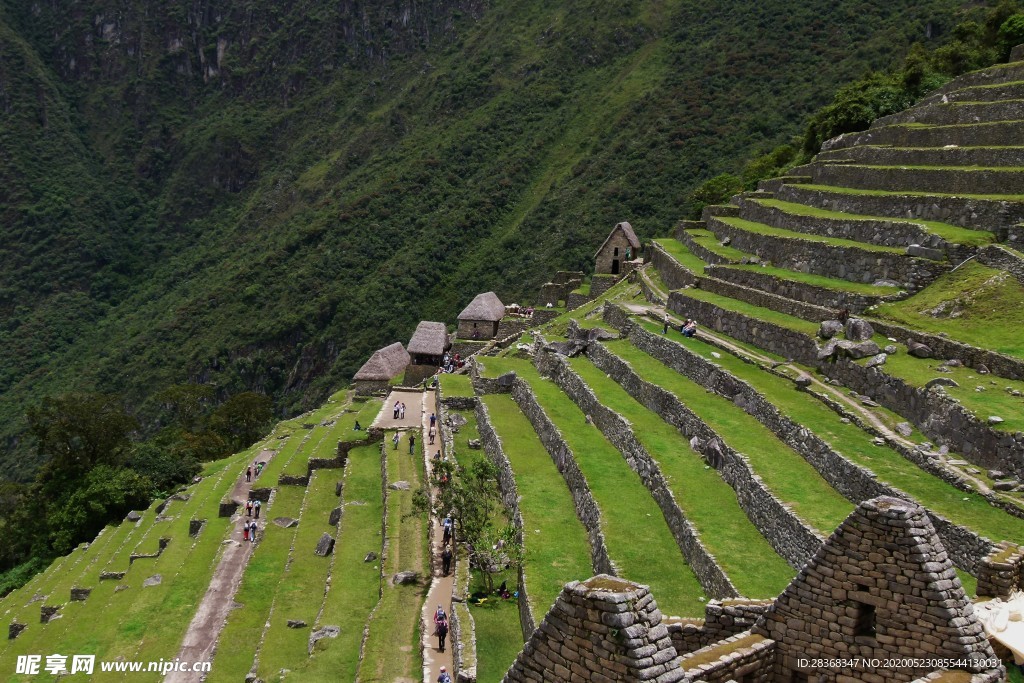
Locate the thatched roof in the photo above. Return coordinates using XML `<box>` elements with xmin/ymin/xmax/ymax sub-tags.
<box><xmin>408</xmin><ymin>321</ymin><xmax>449</xmax><ymax>357</ymax></box>
<box><xmin>594</xmin><ymin>221</ymin><xmax>641</xmax><ymax>258</ymax></box>
<box><xmin>458</xmin><ymin>291</ymin><xmax>505</xmax><ymax>322</ymax></box>
<box><xmin>353</xmin><ymin>342</ymin><xmax>411</xmax><ymax>381</ymax></box>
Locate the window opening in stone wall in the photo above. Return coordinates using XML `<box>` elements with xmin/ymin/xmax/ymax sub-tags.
<box><xmin>614</xmin><ymin>246</ymin><xmax>619</xmax><ymax>256</ymax></box>
<box><xmin>790</xmin><ymin>672</ymin><xmax>809</xmax><ymax>683</ymax></box>
<box><xmin>854</xmin><ymin>601</ymin><xmax>876</xmax><ymax>638</ymax></box>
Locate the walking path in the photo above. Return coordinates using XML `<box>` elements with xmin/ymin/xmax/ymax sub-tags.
<box><xmin>164</xmin><ymin>449</ymin><xmax>276</xmax><ymax>682</ymax></box>
<box><xmin>418</xmin><ymin>388</ymin><xmax>455</xmax><ymax>682</ymax></box>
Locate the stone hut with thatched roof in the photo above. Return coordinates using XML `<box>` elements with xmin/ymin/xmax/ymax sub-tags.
<box><xmin>457</xmin><ymin>291</ymin><xmax>505</xmax><ymax>340</ymax></box>
<box><xmin>408</xmin><ymin>321</ymin><xmax>449</xmax><ymax>367</ymax></box>
<box><xmin>352</xmin><ymin>342</ymin><xmax>410</xmax><ymax>395</ymax></box>
<box><xmin>595</xmin><ymin>221</ymin><xmax>641</xmax><ymax>275</ymax></box>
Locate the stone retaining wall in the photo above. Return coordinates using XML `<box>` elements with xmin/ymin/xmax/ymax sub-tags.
<box><xmin>818</xmin><ymin>141</ymin><xmax>1024</xmax><ymax>170</ymax></box>
<box><xmin>696</xmin><ymin>275</ymin><xmax>835</xmax><ymax>323</ymax></box>
<box><xmin>612</xmin><ymin>309</ymin><xmax>996</xmax><ymax>573</ymax></box>
<box><xmin>676</xmin><ymin>227</ymin><xmax>734</xmax><ymax>266</ymax></box>
<box><xmin>976</xmin><ymin>542</ymin><xmax>1024</xmax><ymax>598</ymax></box>
<box><xmin>583</xmin><ymin>339</ymin><xmax>824</xmax><ymax>570</ymax></box>
<box><xmin>778</xmin><ymin>183</ymin><xmax>1024</xmax><ymax>233</ymax></box>
<box><xmin>873</xmin><ymin>99</ymin><xmax>1024</xmax><ymax>128</ymax></box>
<box><xmin>589</xmin><ymin>274</ymin><xmax>620</xmax><ymax>298</ymax></box>
<box><xmin>666</xmin><ymin>600</ymin><xmax>772</xmax><ymax>655</ymax></box>
<box><xmin>474</xmin><ymin>399</ymin><xmax>536</xmax><ymax>638</ymax></box>
<box><xmin>565</xmin><ymin>292</ymin><xmax>594</xmax><ymax>311</ymax></box>
<box><xmin>678</xmin><ymin>631</ymin><xmax>776</xmax><ymax>683</ymax></box>
<box><xmin>840</xmin><ymin>119</ymin><xmax>1024</xmax><ymax>149</ymax></box>
<box><xmin>495</xmin><ymin>317</ymin><xmax>532</xmax><ymax>340</ymax></box>
<box><xmin>813</xmin><ymin>163</ymin><xmax>1024</xmax><ymax>197</ymax></box>
<box><xmin>706</xmin><ymin>216</ymin><xmax>942</xmax><ymax>290</ymax></box>
<box><xmin>649</xmin><ymin>241</ymin><xmax>700</xmax><ymax>290</ymax></box>
<box><xmin>534</xmin><ymin>341</ymin><xmax>739</xmax><ymax>599</ymax></box>
<box><xmin>705</xmin><ymin>264</ymin><xmax>888</xmax><ymax>313</ymax></box>
<box><xmin>508</xmin><ymin>377</ymin><xmax>615</xmax><ymax>576</ymax></box>
<box><xmin>978</xmin><ymin>243</ymin><xmax>1024</xmax><ymax>288</ymax></box>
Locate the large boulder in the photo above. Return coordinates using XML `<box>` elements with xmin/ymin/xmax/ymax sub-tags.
<box><xmin>865</xmin><ymin>353</ymin><xmax>887</xmax><ymax>369</ymax></box>
<box><xmin>907</xmin><ymin>340</ymin><xmax>933</xmax><ymax>358</ymax></box>
<box><xmin>926</xmin><ymin>377</ymin><xmax>959</xmax><ymax>390</ymax></box>
<box><xmin>392</xmin><ymin>571</ymin><xmax>419</xmax><ymax>585</ymax></box>
<box><xmin>314</xmin><ymin>533</ymin><xmax>335</xmax><ymax>557</ymax></box>
<box><xmin>837</xmin><ymin>340</ymin><xmax>880</xmax><ymax>360</ymax></box>
<box><xmin>818</xmin><ymin>320</ymin><xmax>844</xmax><ymax>340</ymax></box>
<box><xmin>844</xmin><ymin>318</ymin><xmax>874</xmax><ymax>342</ymax></box>
<box><xmin>816</xmin><ymin>338</ymin><xmax>841</xmax><ymax>360</ymax></box>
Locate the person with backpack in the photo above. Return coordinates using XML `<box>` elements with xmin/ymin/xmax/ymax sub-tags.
<box><xmin>436</xmin><ymin>616</ymin><xmax>449</xmax><ymax>653</ymax></box>
<box><xmin>254</xmin><ymin>500</ymin><xmax>261</xmax><ymax>519</ymax></box>
<box><xmin>437</xmin><ymin>666</ymin><xmax>451</xmax><ymax>683</ymax></box>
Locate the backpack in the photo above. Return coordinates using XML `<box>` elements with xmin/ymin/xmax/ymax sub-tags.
<box><xmin>438</xmin><ymin>673</ymin><xmax>451</xmax><ymax>683</ymax></box>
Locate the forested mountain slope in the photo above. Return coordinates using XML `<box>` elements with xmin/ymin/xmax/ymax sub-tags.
<box><xmin>0</xmin><ymin>0</ymin><xmax>967</xmax><ymax>477</ymax></box>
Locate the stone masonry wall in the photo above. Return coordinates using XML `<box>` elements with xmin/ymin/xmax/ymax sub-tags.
<box><xmin>814</xmin><ymin>161</ymin><xmax>1024</xmax><ymax>196</ymax></box>
<box><xmin>676</xmin><ymin>227</ymin><xmax>734</xmax><ymax>266</ymax></box>
<box><xmin>495</xmin><ymin>317</ymin><xmax>532</xmax><ymax>340</ymax></box>
<box><xmin>666</xmin><ymin>600</ymin><xmax>772</xmax><ymax>655</ymax></box>
<box><xmin>976</xmin><ymin>542</ymin><xmax>1024</xmax><ymax>599</ymax></box>
<box><xmin>583</xmin><ymin>339</ymin><xmax>824</xmax><ymax>570</ymax></box>
<box><xmin>475</xmin><ymin>399</ymin><xmax>536</xmax><ymax>639</ymax></box>
<box><xmin>565</xmin><ymin>292</ymin><xmax>594</xmax><ymax>311</ymax></box>
<box><xmin>649</xmin><ymin>241</ymin><xmax>699</xmax><ymax>290</ymax></box>
<box><xmin>678</xmin><ymin>631</ymin><xmax>776</xmax><ymax>683</ymax></box>
<box><xmin>704</xmin><ymin>264</ymin><xmax>887</xmax><ymax>313</ymax></box>
<box><xmin>534</xmin><ymin>341</ymin><xmax>739</xmax><ymax>600</ymax></box>
<box><xmin>589</xmin><ymin>274</ymin><xmax>620</xmax><ymax>299</ymax></box>
<box><xmin>508</xmin><ymin>377</ymin><xmax>615</xmax><ymax>576</ymax></box>
<box><xmin>695</xmin><ymin>276</ymin><xmax>835</xmax><ymax>323</ymax></box>
<box><xmin>978</xmin><ymin>243</ymin><xmax>1024</xmax><ymax>288</ymax></box>
<box><xmin>612</xmin><ymin>309</ymin><xmax>996</xmax><ymax>573</ymax></box>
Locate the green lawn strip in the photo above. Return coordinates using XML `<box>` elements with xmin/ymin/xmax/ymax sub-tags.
<box><xmin>204</xmin><ymin>486</ymin><xmax>307</xmax><ymax>683</ymax></box>
<box><xmin>635</xmin><ymin>319</ymin><xmax>1024</xmax><ymax>544</ymax></box>
<box><xmin>257</xmin><ymin>424</ymin><xmax>317</xmax><ymax>483</ymax></box>
<box><xmin>652</xmin><ymin>238</ymin><xmax>709</xmax><ymax>273</ymax></box>
<box><xmin>686</xmin><ymin>229</ymin><xmax>753</xmax><ymax>261</ymax></box>
<box><xmin>495</xmin><ymin>363</ymin><xmax>708</xmax><ymax>615</ymax></box>
<box><xmin>565</xmin><ymin>356</ymin><xmax>795</xmax><ymax>599</ymax></box>
<box><xmin>675</xmin><ymin>288</ymin><xmax>820</xmax><ymax>335</ymax></box>
<box><xmin>295</xmin><ymin>444</ymin><xmax>384</xmax><ymax>682</ymax></box>
<box><xmin>716</xmin><ymin>217</ymin><xmax>906</xmax><ymax>255</ymax></box>
<box><xmin>797</xmin><ymin>183</ymin><xmax>1024</xmax><ymax>202</ymax></box>
<box><xmin>358</xmin><ymin>435</ymin><xmax>427</xmax><ymax>682</ymax></box>
<box><xmin>752</xmin><ymin>198</ymin><xmax>995</xmax><ymax>247</ymax></box>
<box><xmin>448</xmin><ymin>409</ymin><xmax>482</xmax><ymax>468</ymax></box>
<box><xmin>467</xmin><ymin>569</ymin><xmax>523</xmax><ymax>683</ymax></box>
<box><xmin>873</xmin><ymin>260</ymin><xmax>1024</xmax><ymax>358</ymax></box>
<box><xmin>880</xmin><ymin>353</ymin><xmax>1024</xmax><ymax>434</ymax></box>
<box><xmin>280</xmin><ymin>407</ymin><xmax>351</xmax><ymax>478</ymax></box>
<box><xmin>480</xmin><ymin>395</ymin><xmax>595</xmax><ymax>617</ymax></box>
<box><xmin>717</xmin><ymin>263</ymin><xmax>898</xmax><ymax>296</ymax></box>
<box><xmin>255</xmin><ymin>472</ymin><xmax>338</xmax><ymax>678</ymax></box>
<box><xmin>439</xmin><ymin>373</ymin><xmax>475</xmax><ymax>398</ymax></box>
<box><xmin>539</xmin><ymin>278</ymin><xmax>636</xmax><ymax>337</ymax></box>
<box><xmin>603</xmin><ymin>340</ymin><xmax>852</xmax><ymax>534</ymax></box>
<box><xmin>958</xmin><ymin>570</ymin><xmax>978</xmax><ymax>599</ymax></box>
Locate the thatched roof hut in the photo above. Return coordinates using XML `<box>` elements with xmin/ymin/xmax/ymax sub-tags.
<box><xmin>353</xmin><ymin>342</ymin><xmax>410</xmax><ymax>382</ymax></box>
<box><xmin>408</xmin><ymin>321</ymin><xmax>449</xmax><ymax>364</ymax></box>
<box><xmin>458</xmin><ymin>292</ymin><xmax>505</xmax><ymax>323</ymax></box>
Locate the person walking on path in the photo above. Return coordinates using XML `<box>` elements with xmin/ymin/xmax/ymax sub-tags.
<box><xmin>254</xmin><ymin>500</ymin><xmax>261</xmax><ymax>519</ymax></box>
<box><xmin>429</xmin><ymin>413</ymin><xmax>436</xmax><ymax>428</ymax></box>
<box><xmin>437</xmin><ymin>666</ymin><xmax>451</xmax><ymax>683</ymax></box>
<box><xmin>436</xmin><ymin>617</ymin><xmax>448</xmax><ymax>653</ymax></box>
<box><xmin>442</xmin><ymin>516</ymin><xmax>453</xmax><ymax>545</ymax></box>
<box><xmin>392</xmin><ymin>432</ymin><xmax>400</xmax><ymax>450</ymax></box>
<box><xmin>393</xmin><ymin>401</ymin><xmax>400</xmax><ymax>419</ymax></box>
<box><xmin>428</xmin><ymin>426</ymin><xmax>436</xmax><ymax>445</ymax></box>
<box><xmin>249</xmin><ymin>521</ymin><xmax>257</xmax><ymax>544</ymax></box>
<box><xmin>246</xmin><ymin>500</ymin><xmax>253</xmax><ymax>517</ymax></box>
<box><xmin>400</xmin><ymin>402</ymin><xmax>406</xmax><ymax>419</ymax></box>
<box><xmin>441</xmin><ymin>546</ymin><xmax>452</xmax><ymax>576</ymax></box>
<box><xmin>246</xmin><ymin>466</ymin><xmax>252</xmax><ymax>482</ymax></box>
<box><xmin>409</xmin><ymin>433</ymin><xmax>416</xmax><ymax>455</ymax></box>
<box><xmin>663</xmin><ymin>317</ymin><xmax>669</xmax><ymax>335</ymax></box>
<box><xmin>242</xmin><ymin>523</ymin><xmax>249</xmax><ymax>542</ymax></box>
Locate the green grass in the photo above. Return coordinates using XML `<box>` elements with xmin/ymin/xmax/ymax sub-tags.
<box><xmin>565</xmin><ymin>355</ymin><xmax>795</xmax><ymax>599</ymax></box>
<box><xmin>467</xmin><ymin>569</ymin><xmax>523</xmax><ymax>683</ymax></box>
<box><xmin>874</xmin><ymin>261</ymin><xmax>1024</xmax><ymax>358</ymax></box>
<box><xmin>633</xmin><ymin>318</ymin><xmax>1024</xmax><ymax>545</ymax></box>
<box><xmin>715</xmin><ymin>217</ymin><xmax>907</xmax><ymax>255</ymax></box>
<box><xmin>439</xmin><ymin>373</ymin><xmax>475</xmax><ymax>398</ymax></box>
<box><xmin>480</xmin><ymin>395</ymin><xmax>594</xmax><ymax>617</ymax></box>
<box><xmin>674</xmin><ymin>288</ymin><xmax>821</xmax><ymax>335</ymax></box>
<box><xmin>357</xmin><ymin>434</ymin><xmax>427</xmax><ymax>682</ymax></box>
<box><xmin>540</xmin><ymin>277</ymin><xmax>637</xmax><ymax>337</ymax></box>
<box><xmin>287</xmin><ymin>444</ymin><xmax>384</xmax><ymax>682</ymax></box>
<box><xmin>493</xmin><ymin>363</ymin><xmax>708</xmax><ymax>616</ymax></box>
<box><xmin>448</xmin><ymin>409</ymin><xmax>481</xmax><ymax>467</ymax></box>
<box><xmin>798</xmin><ymin>183</ymin><xmax>1024</xmax><ymax>202</ymax></box>
<box><xmin>718</xmin><ymin>263</ymin><xmax>899</xmax><ymax>296</ymax></box>
<box><xmin>603</xmin><ymin>339</ymin><xmax>853</xmax><ymax>534</ymax></box>
<box><xmin>753</xmin><ymin>198</ymin><xmax>995</xmax><ymax>247</ymax></box>
<box><xmin>686</xmin><ymin>229</ymin><xmax>753</xmax><ymax>261</ymax></box>
<box><xmin>653</xmin><ymin>238</ymin><xmax>709</xmax><ymax>274</ymax></box>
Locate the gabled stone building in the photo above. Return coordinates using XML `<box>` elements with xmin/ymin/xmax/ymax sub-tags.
<box><xmin>595</xmin><ymin>221</ymin><xmax>642</xmax><ymax>275</ymax></box>
<box><xmin>352</xmin><ymin>342</ymin><xmax>410</xmax><ymax>395</ymax></box>
<box><xmin>458</xmin><ymin>291</ymin><xmax>505</xmax><ymax>340</ymax></box>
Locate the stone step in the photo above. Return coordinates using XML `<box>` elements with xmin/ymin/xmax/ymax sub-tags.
<box><xmin>826</xmin><ymin>120</ymin><xmax>1024</xmax><ymax>150</ymax></box>
<box><xmin>735</xmin><ymin>197</ymin><xmax>991</xmax><ymax>260</ymax></box>
<box><xmin>705</xmin><ymin>263</ymin><xmax>902</xmax><ymax>314</ymax></box>
<box><xmin>917</xmin><ymin>79</ymin><xmax>1024</xmax><ymax>106</ymax></box>
<box><xmin>872</xmin><ymin>99</ymin><xmax>1024</xmax><ymax>128</ymax></box>
<box><xmin>704</xmin><ymin>215</ymin><xmax>948</xmax><ymax>290</ymax></box>
<box><xmin>777</xmin><ymin>182</ymin><xmax>1024</xmax><ymax>233</ymax></box>
<box><xmin>811</xmin><ymin>163</ymin><xmax>1024</xmax><ymax>196</ymax></box>
<box><xmin>815</xmin><ymin>144</ymin><xmax>1024</xmax><ymax>168</ymax></box>
<box><xmin>757</xmin><ymin>175</ymin><xmax>811</xmax><ymax>192</ymax></box>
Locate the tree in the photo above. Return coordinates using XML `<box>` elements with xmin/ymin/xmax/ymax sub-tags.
<box><xmin>156</xmin><ymin>384</ymin><xmax>215</xmax><ymax>431</ymax></box>
<box><xmin>46</xmin><ymin>466</ymin><xmax>154</xmax><ymax>555</ymax></box>
<box><xmin>208</xmin><ymin>392</ymin><xmax>274</xmax><ymax>449</ymax></box>
<box><xmin>27</xmin><ymin>393</ymin><xmax>138</xmax><ymax>477</ymax></box>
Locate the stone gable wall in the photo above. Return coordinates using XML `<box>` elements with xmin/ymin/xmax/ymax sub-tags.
<box><xmin>596</xmin><ymin>231</ymin><xmax>639</xmax><ymax>274</ymax></box>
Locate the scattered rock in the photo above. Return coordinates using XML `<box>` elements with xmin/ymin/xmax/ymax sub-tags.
<box><xmin>314</xmin><ymin>533</ymin><xmax>335</xmax><ymax>557</ymax></box>
<box><xmin>816</xmin><ymin>338</ymin><xmax>840</xmax><ymax>360</ymax></box>
<box><xmin>467</xmin><ymin>439</ymin><xmax>482</xmax><ymax>450</ymax></box>
<box><xmin>873</xmin><ymin>279</ymin><xmax>901</xmax><ymax>288</ymax></box>
<box><xmin>364</xmin><ymin>551</ymin><xmax>378</xmax><ymax>563</ymax></box>
<box><xmin>978</xmin><ymin>364</ymin><xmax>990</xmax><ymax>374</ymax></box>
<box><xmin>447</xmin><ymin>413</ymin><xmax>468</xmax><ymax>430</ymax></box>
<box><xmin>865</xmin><ymin>353</ymin><xmax>887</xmax><ymax>369</ymax></box>
<box><xmin>328</xmin><ymin>507</ymin><xmax>342</xmax><ymax>526</ymax></box>
<box><xmin>392</xmin><ymin>571</ymin><xmax>419</xmax><ymax>585</ymax></box>
<box><xmin>988</xmin><ymin>416</ymin><xmax>1005</xmax><ymax>425</ymax></box>
<box><xmin>389</xmin><ymin>481</ymin><xmax>411</xmax><ymax>491</ymax></box>
<box><xmin>115</xmin><ymin>585</ymin><xmax>130</xmax><ymax>593</ymax></box>
<box><xmin>1012</xmin><ymin>390</ymin><xmax>1022</xmax><ymax>397</ymax></box>
<box><xmin>895</xmin><ymin>422</ymin><xmax>913</xmax><ymax>437</ymax></box>
<box><xmin>287</xmin><ymin>620</ymin><xmax>307</xmax><ymax>629</ymax></box>
<box><xmin>840</xmin><ymin>418</ymin><xmax>851</xmax><ymax>424</ymax></box>
<box><xmin>945</xmin><ymin>359</ymin><xmax>963</xmax><ymax>367</ymax></box>
<box><xmin>988</xmin><ymin>470</ymin><xmax>1010</xmax><ymax>480</ymax></box>
<box><xmin>844</xmin><ymin>318</ymin><xmax>874</xmax><ymax>342</ymax></box>
<box><xmin>309</xmin><ymin>625</ymin><xmax>341</xmax><ymax>653</ymax></box>
<box><xmin>837</xmin><ymin>339</ymin><xmax>880</xmax><ymax>360</ymax></box>
<box><xmin>710</xmin><ymin>351</ymin><xmax>721</xmax><ymax>359</ymax></box>
<box><xmin>906</xmin><ymin>244</ymin><xmax>944</xmax><ymax>260</ymax></box>
<box><xmin>125</xmin><ymin>511</ymin><xmax>142</xmax><ymax>523</ymax></box>
<box><xmin>872</xmin><ymin>437</ymin><xmax>886</xmax><ymax>446</ymax></box>
<box><xmin>818</xmin><ymin>320</ymin><xmax>844</xmax><ymax>340</ymax></box>
<box><xmin>926</xmin><ymin>377</ymin><xmax>959</xmax><ymax>389</ymax></box>
<box><xmin>860</xmin><ymin>398</ymin><xmax>880</xmax><ymax>407</ymax></box>
<box><xmin>976</xmin><ymin>386</ymin><xmax>986</xmax><ymax>392</ymax></box>
<box><xmin>907</xmin><ymin>341</ymin><xmax>933</xmax><ymax>358</ymax></box>
<box><xmin>884</xmin><ymin>345</ymin><xmax>898</xmax><ymax>355</ymax></box>
<box><xmin>143</xmin><ymin>575</ymin><xmax>162</xmax><ymax>587</ymax></box>
<box><xmin>994</xmin><ymin>479</ymin><xmax>1019</xmax><ymax>492</ymax></box>
<box><xmin>273</xmin><ymin>518</ymin><xmax>299</xmax><ymax>528</ymax></box>
<box><xmin>794</xmin><ymin>373</ymin><xmax>813</xmax><ymax>388</ymax></box>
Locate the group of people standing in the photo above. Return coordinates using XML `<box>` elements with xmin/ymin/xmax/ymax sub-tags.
<box><xmin>245</xmin><ymin>461</ymin><xmax>264</xmax><ymax>482</ymax></box>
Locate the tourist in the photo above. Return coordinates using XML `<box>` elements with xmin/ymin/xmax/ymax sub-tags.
<box><xmin>442</xmin><ymin>516</ymin><xmax>453</xmax><ymax>545</ymax></box>
<box><xmin>663</xmin><ymin>318</ymin><xmax>669</xmax><ymax>335</ymax></box>
<box><xmin>436</xmin><ymin>616</ymin><xmax>448</xmax><ymax>653</ymax></box>
<box><xmin>441</xmin><ymin>546</ymin><xmax>452</xmax><ymax>575</ymax></box>
<box><xmin>354</xmin><ymin>420</ymin><xmax>362</xmax><ymax>431</ymax></box>
<box><xmin>409</xmin><ymin>432</ymin><xmax>416</xmax><ymax>455</ymax></box>
<box><xmin>249</xmin><ymin>521</ymin><xmax>257</xmax><ymax>544</ymax></box>
<box><xmin>242</xmin><ymin>523</ymin><xmax>249</xmax><ymax>542</ymax></box>
<box><xmin>246</xmin><ymin>466</ymin><xmax>252</xmax><ymax>482</ymax></box>
<box><xmin>429</xmin><ymin>413</ymin><xmax>436</xmax><ymax>428</ymax></box>
<box><xmin>428</xmin><ymin>426</ymin><xmax>436</xmax><ymax>445</ymax></box>
<box><xmin>393</xmin><ymin>432</ymin><xmax>400</xmax><ymax>450</ymax></box>
<box><xmin>393</xmin><ymin>401</ymin><xmax>400</xmax><ymax>419</ymax></box>
<box><xmin>433</xmin><ymin>449</ymin><xmax>441</xmax><ymax>461</ymax></box>
<box><xmin>437</xmin><ymin>666</ymin><xmax>451</xmax><ymax>683</ymax></box>
<box><xmin>682</xmin><ymin>319</ymin><xmax>697</xmax><ymax>338</ymax></box>
<box><xmin>254</xmin><ymin>500</ymin><xmax>261</xmax><ymax>519</ymax></box>
<box><xmin>246</xmin><ymin>500</ymin><xmax>253</xmax><ymax>517</ymax></box>
<box><xmin>256</xmin><ymin>462</ymin><xmax>263</xmax><ymax>476</ymax></box>
<box><xmin>400</xmin><ymin>402</ymin><xmax>406</xmax><ymax>419</ymax></box>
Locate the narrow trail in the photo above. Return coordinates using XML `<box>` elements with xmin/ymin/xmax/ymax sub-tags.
<box><xmin>419</xmin><ymin>388</ymin><xmax>455</xmax><ymax>682</ymax></box>
<box><xmin>164</xmin><ymin>449</ymin><xmax>276</xmax><ymax>683</ymax></box>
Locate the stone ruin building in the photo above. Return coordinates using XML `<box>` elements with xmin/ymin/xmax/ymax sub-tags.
<box><xmin>351</xmin><ymin>341</ymin><xmax>410</xmax><ymax>395</ymax></box>
<box><xmin>503</xmin><ymin>497</ymin><xmax>1004</xmax><ymax>682</ymax></box>
<box><xmin>458</xmin><ymin>291</ymin><xmax>506</xmax><ymax>340</ymax></box>
<box><xmin>405</xmin><ymin>320</ymin><xmax>450</xmax><ymax>384</ymax></box>
<box><xmin>595</xmin><ymin>221</ymin><xmax>642</xmax><ymax>276</ymax></box>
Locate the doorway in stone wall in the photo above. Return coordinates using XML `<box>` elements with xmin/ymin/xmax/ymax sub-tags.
<box><xmin>611</xmin><ymin>259</ymin><xmax>620</xmax><ymax>275</ymax></box>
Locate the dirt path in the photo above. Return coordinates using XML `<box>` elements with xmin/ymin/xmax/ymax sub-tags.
<box><xmin>164</xmin><ymin>449</ymin><xmax>276</xmax><ymax>682</ymax></box>
<box><xmin>419</xmin><ymin>389</ymin><xmax>455</xmax><ymax>682</ymax></box>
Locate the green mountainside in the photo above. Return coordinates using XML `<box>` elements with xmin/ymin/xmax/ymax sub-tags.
<box><xmin>0</xmin><ymin>0</ymin><xmax>971</xmax><ymax>478</ymax></box>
